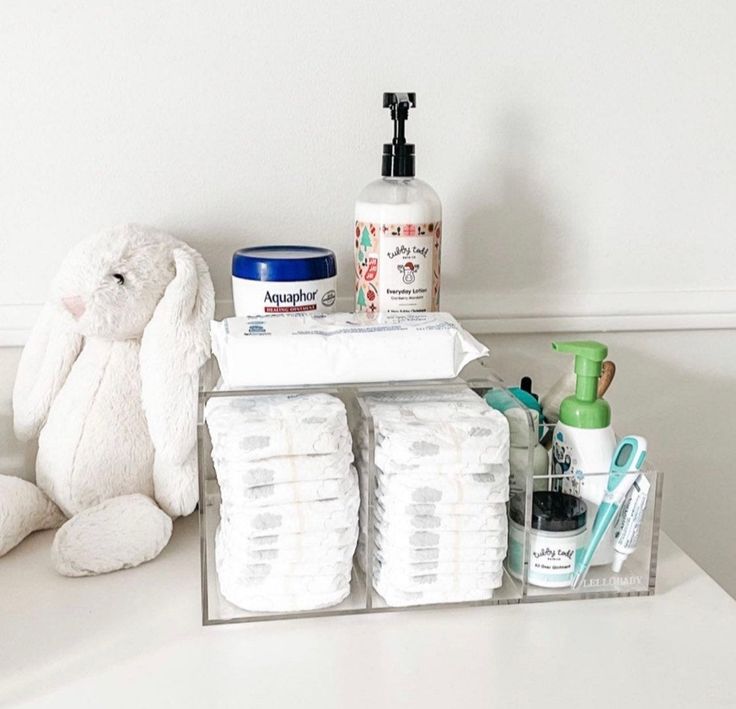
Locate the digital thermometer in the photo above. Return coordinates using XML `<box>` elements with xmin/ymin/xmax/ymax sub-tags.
<box><xmin>570</xmin><ymin>435</ymin><xmax>648</xmax><ymax>589</ymax></box>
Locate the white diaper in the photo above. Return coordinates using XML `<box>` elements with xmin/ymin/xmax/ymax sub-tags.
<box><xmin>215</xmin><ymin>527</ymin><xmax>355</xmax><ymax>576</ymax></box>
<box><xmin>208</xmin><ymin>392</ymin><xmax>359</xmax><ymax>612</ymax></box>
<box><xmin>206</xmin><ymin>394</ymin><xmax>349</xmax><ymax>460</ymax></box>
<box><xmin>368</xmin><ymin>537</ymin><xmax>508</xmax><ymax>563</ymax></box>
<box><xmin>353</xmin><ymin>384</ymin><xmax>512</xmax><ymax>607</ymax></box>
<box><xmin>369</xmin><ymin>505</ymin><xmax>508</xmax><ymax>533</ymax></box>
<box><xmin>220</xmin><ymin>473</ymin><xmax>357</xmax><ymax>507</ymax></box>
<box><xmin>371</xmin><ymin>471</ymin><xmax>510</xmax><ymax>505</ymax></box>
<box><xmin>365</xmin><ymin>398</ymin><xmax>490</xmax><ymax>424</ymax></box>
<box><xmin>223</xmin><ymin>494</ymin><xmax>359</xmax><ymax>537</ymax></box>
<box><xmin>370</xmin><ymin>452</ymin><xmax>509</xmax><ymax>479</ymax></box>
<box><xmin>223</xmin><ymin>524</ymin><xmax>358</xmax><ymax>551</ymax></box>
<box><xmin>213</xmin><ymin>449</ymin><xmax>354</xmax><ymax>487</ymax></box>
<box><xmin>376</xmin><ymin>555</ymin><xmax>504</xmax><ymax>577</ymax></box>
<box><xmin>373</xmin><ymin>580</ymin><xmax>496</xmax><ymax>607</ymax></box>
<box><xmin>216</xmin><ymin>585</ymin><xmax>352</xmax><ymax>613</ymax></box>
<box><xmin>368</xmin><ymin>524</ymin><xmax>509</xmax><ymax>550</ymax></box>
<box><xmin>374</xmin><ymin>564</ymin><xmax>504</xmax><ymax>592</ymax></box>
<box><xmin>374</xmin><ymin>497</ymin><xmax>506</xmax><ymax>517</ymax></box>
<box><xmin>374</xmin><ymin>417</ymin><xmax>509</xmax><ymax>466</ymax></box>
<box><xmin>207</xmin><ymin>392</ymin><xmax>347</xmax><ymax>424</ymax></box>
<box><xmin>217</xmin><ymin>562</ymin><xmax>351</xmax><ymax>596</ymax></box>
<box><xmin>210</xmin><ymin>423</ymin><xmax>348</xmax><ymax>461</ymax></box>
<box><xmin>220</xmin><ymin>538</ymin><xmax>357</xmax><ymax>564</ymax></box>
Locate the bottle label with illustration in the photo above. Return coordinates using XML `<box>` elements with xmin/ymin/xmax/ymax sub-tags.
<box><xmin>553</xmin><ymin>437</ymin><xmax>581</xmax><ymax>497</ymax></box>
<box><xmin>354</xmin><ymin>221</ymin><xmax>441</xmax><ymax>313</ymax></box>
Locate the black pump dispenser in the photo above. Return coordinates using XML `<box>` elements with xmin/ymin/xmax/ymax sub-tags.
<box><xmin>382</xmin><ymin>92</ymin><xmax>416</xmax><ymax>178</ymax></box>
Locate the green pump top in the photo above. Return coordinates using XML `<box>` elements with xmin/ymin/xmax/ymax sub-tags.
<box><xmin>552</xmin><ymin>340</ymin><xmax>611</xmax><ymax>429</ymax></box>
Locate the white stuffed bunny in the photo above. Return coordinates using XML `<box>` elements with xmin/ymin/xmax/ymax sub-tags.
<box><xmin>0</xmin><ymin>224</ymin><xmax>214</xmax><ymax>575</ymax></box>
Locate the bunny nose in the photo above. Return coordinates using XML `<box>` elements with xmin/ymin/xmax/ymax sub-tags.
<box><xmin>62</xmin><ymin>296</ymin><xmax>86</xmax><ymax>319</ymax></box>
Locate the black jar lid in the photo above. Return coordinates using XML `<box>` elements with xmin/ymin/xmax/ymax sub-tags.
<box><xmin>510</xmin><ymin>491</ymin><xmax>587</xmax><ymax>532</ymax></box>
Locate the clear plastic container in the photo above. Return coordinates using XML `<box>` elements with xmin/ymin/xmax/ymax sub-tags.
<box><xmin>197</xmin><ymin>359</ymin><xmax>662</xmax><ymax>624</ymax></box>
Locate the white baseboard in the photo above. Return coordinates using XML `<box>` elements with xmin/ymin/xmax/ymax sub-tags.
<box><xmin>2</xmin><ymin>290</ymin><xmax>735</xmax><ymax>347</ymax></box>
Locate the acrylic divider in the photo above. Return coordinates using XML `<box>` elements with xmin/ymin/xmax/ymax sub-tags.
<box><xmin>353</xmin><ymin>381</ymin><xmax>526</xmax><ymax>612</ymax></box>
<box><xmin>198</xmin><ymin>379</ymin><xmax>371</xmax><ymax>625</ymax></box>
<box><xmin>520</xmin><ymin>467</ymin><xmax>662</xmax><ymax>602</ymax></box>
<box><xmin>197</xmin><ymin>363</ymin><xmax>662</xmax><ymax>625</ymax></box>
<box><xmin>515</xmin><ymin>415</ymin><xmax>663</xmax><ymax>602</ymax></box>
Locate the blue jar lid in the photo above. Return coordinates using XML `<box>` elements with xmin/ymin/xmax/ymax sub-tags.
<box><xmin>232</xmin><ymin>246</ymin><xmax>337</xmax><ymax>282</ymax></box>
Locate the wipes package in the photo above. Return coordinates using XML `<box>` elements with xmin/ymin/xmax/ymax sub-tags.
<box><xmin>211</xmin><ymin>312</ymin><xmax>488</xmax><ymax>387</ymax></box>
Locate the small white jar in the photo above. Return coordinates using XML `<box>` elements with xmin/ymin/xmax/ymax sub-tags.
<box><xmin>507</xmin><ymin>491</ymin><xmax>588</xmax><ymax>588</ymax></box>
<box><xmin>232</xmin><ymin>246</ymin><xmax>337</xmax><ymax>316</ymax></box>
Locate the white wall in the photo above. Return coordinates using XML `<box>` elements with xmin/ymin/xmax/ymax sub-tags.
<box><xmin>1</xmin><ymin>3</ymin><xmax>735</xmax><ymax>593</ymax></box>
<box><xmin>2</xmin><ymin>1</ymin><xmax>736</xmax><ymax>330</ymax></box>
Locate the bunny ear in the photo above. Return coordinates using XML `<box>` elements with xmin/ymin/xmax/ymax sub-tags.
<box><xmin>13</xmin><ymin>303</ymin><xmax>83</xmax><ymax>442</ymax></box>
<box><xmin>139</xmin><ymin>245</ymin><xmax>215</xmax><ymax>516</ymax></box>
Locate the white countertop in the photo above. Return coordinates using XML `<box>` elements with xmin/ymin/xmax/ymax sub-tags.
<box><xmin>1</xmin><ymin>515</ymin><xmax>734</xmax><ymax>709</ymax></box>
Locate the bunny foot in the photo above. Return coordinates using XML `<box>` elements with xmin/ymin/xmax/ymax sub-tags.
<box><xmin>0</xmin><ymin>475</ymin><xmax>66</xmax><ymax>557</ymax></box>
<box><xmin>51</xmin><ymin>494</ymin><xmax>172</xmax><ymax>576</ymax></box>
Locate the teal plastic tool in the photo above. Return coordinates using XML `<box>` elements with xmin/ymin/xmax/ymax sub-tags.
<box><xmin>570</xmin><ymin>435</ymin><xmax>648</xmax><ymax>589</ymax></box>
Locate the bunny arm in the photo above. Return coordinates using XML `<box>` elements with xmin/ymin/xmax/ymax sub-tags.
<box><xmin>140</xmin><ymin>247</ymin><xmax>214</xmax><ymax>517</ymax></box>
<box><xmin>13</xmin><ymin>303</ymin><xmax>83</xmax><ymax>442</ymax></box>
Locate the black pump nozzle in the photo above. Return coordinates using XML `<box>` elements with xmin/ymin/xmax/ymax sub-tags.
<box><xmin>520</xmin><ymin>376</ymin><xmax>540</xmax><ymax>402</ymax></box>
<box><xmin>382</xmin><ymin>92</ymin><xmax>416</xmax><ymax>177</ymax></box>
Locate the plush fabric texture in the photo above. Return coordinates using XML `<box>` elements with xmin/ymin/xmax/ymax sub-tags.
<box><xmin>51</xmin><ymin>494</ymin><xmax>172</xmax><ymax>576</ymax></box>
<box><xmin>7</xmin><ymin>224</ymin><xmax>214</xmax><ymax>575</ymax></box>
<box><xmin>0</xmin><ymin>475</ymin><xmax>66</xmax><ymax>556</ymax></box>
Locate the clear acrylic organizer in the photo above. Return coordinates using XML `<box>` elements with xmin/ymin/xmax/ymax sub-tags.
<box><xmin>198</xmin><ymin>359</ymin><xmax>662</xmax><ymax>624</ymax></box>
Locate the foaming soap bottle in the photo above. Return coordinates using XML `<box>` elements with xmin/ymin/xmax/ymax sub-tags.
<box><xmin>551</xmin><ymin>341</ymin><xmax>617</xmax><ymax>566</ymax></box>
<box><xmin>355</xmin><ymin>93</ymin><xmax>442</xmax><ymax>313</ymax></box>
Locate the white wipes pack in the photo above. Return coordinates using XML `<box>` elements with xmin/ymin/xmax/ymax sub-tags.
<box><xmin>211</xmin><ymin>312</ymin><xmax>489</xmax><ymax>387</ymax></box>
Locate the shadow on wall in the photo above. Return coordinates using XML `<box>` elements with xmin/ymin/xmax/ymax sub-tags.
<box><xmin>605</xmin><ymin>334</ymin><xmax>736</xmax><ymax>601</ymax></box>
<box><xmin>446</xmin><ymin>111</ymin><xmax>568</xmax><ymax>310</ymax></box>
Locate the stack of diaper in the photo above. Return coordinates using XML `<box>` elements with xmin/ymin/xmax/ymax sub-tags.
<box><xmin>355</xmin><ymin>387</ymin><xmax>511</xmax><ymax>606</ymax></box>
<box><xmin>205</xmin><ymin>393</ymin><xmax>358</xmax><ymax>612</ymax></box>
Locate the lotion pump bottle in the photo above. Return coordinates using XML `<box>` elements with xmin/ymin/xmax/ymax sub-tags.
<box><xmin>355</xmin><ymin>92</ymin><xmax>442</xmax><ymax>313</ymax></box>
<box><xmin>551</xmin><ymin>340</ymin><xmax>617</xmax><ymax>566</ymax></box>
